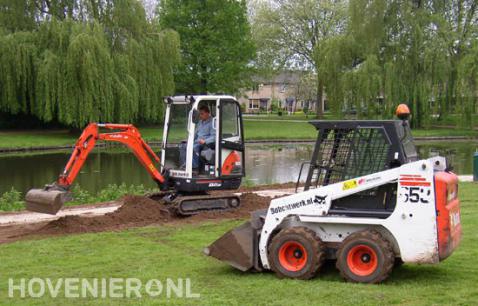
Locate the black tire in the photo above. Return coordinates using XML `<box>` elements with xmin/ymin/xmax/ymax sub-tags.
<box><xmin>336</xmin><ymin>230</ymin><xmax>394</xmax><ymax>284</ymax></box>
<box><xmin>268</xmin><ymin>227</ymin><xmax>325</xmax><ymax>280</ymax></box>
<box><xmin>394</xmin><ymin>258</ymin><xmax>404</xmax><ymax>268</ymax></box>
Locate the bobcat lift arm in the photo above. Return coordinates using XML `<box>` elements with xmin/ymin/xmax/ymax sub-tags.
<box><xmin>25</xmin><ymin>123</ymin><xmax>167</xmax><ymax>214</ymax></box>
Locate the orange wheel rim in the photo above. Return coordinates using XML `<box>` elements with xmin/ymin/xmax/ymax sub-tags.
<box><xmin>278</xmin><ymin>241</ymin><xmax>308</xmax><ymax>271</ymax></box>
<box><xmin>346</xmin><ymin>245</ymin><xmax>378</xmax><ymax>276</ymax></box>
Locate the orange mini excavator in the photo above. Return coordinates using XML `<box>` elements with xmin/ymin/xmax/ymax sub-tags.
<box><xmin>25</xmin><ymin>95</ymin><xmax>245</xmax><ymax>215</ymax></box>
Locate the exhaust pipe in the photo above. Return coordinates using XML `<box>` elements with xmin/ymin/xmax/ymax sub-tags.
<box><xmin>25</xmin><ymin>185</ymin><xmax>72</xmax><ymax>215</ymax></box>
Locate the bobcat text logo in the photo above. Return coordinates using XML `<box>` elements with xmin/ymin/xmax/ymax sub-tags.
<box><xmin>270</xmin><ymin>195</ymin><xmax>327</xmax><ymax>214</ymax></box>
<box><xmin>313</xmin><ymin>195</ymin><xmax>327</xmax><ymax>205</ymax></box>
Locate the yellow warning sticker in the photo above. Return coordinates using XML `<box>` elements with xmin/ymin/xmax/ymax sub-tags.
<box><xmin>342</xmin><ymin>179</ymin><xmax>358</xmax><ymax>190</ymax></box>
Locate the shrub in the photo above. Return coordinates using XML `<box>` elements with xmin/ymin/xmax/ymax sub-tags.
<box><xmin>0</xmin><ymin>188</ymin><xmax>25</xmax><ymax>211</ymax></box>
<box><xmin>0</xmin><ymin>184</ymin><xmax>159</xmax><ymax>211</ymax></box>
<box><xmin>68</xmin><ymin>185</ymin><xmax>95</xmax><ymax>205</ymax></box>
<box><xmin>96</xmin><ymin>183</ymin><xmax>149</xmax><ymax>202</ymax></box>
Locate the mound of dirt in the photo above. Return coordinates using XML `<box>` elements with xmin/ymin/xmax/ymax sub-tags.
<box><xmin>6</xmin><ymin>192</ymin><xmax>274</xmax><ymax>241</ymax></box>
<box><xmin>37</xmin><ymin>195</ymin><xmax>172</xmax><ymax>235</ymax></box>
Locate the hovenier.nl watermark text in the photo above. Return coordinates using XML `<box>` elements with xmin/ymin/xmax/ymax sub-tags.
<box><xmin>8</xmin><ymin>278</ymin><xmax>200</xmax><ymax>299</ymax></box>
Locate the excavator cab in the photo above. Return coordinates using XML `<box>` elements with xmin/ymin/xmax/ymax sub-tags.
<box><xmin>161</xmin><ymin>95</ymin><xmax>245</xmax><ymax>193</ymax></box>
<box><xmin>25</xmin><ymin>95</ymin><xmax>245</xmax><ymax>216</ymax></box>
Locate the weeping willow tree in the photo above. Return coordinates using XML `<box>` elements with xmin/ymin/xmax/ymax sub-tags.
<box><xmin>0</xmin><ymin>32</ymin><xmax>36</xmax><ymax>115</ymax></box>
<box><xmin>317</xmin><ymin>0</ymin><xmax>477</xmax><ymax>128</ymax></box>
<box><xmin>0</xmin><ymin>0</ymin><xmax>180</xmax><ymax>128</ymax></box>
<box><xmin>456</xmin><ymin>42</ymin><xmax>478</xmax><ymax>128</ymax></box>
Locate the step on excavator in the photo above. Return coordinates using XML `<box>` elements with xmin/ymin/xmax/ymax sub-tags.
<box><xmin>25</xmin><ymin>95</ymin><xmax>245</xmax><ymax>215</ymax></box>
<box><xmin>205</xmin><ymin>105</ymin><xmax>462</xmax><ymax>283</ymax></box>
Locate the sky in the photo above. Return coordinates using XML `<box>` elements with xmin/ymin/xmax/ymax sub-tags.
<box><xmin>141</xmin><ymin>0</ymin><xmax>158</xmax><ymax>19</ymax></box>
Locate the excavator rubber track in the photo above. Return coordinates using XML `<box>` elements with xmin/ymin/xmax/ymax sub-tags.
<box><xmin>174</xmin><ymin>194</ymin><xmax>240</xmax><ymax>215</ymax></box>
<box><xmin>147</xmin><ymin>192</ymin><xmax>241</xmax><ymax>216</ymax></box>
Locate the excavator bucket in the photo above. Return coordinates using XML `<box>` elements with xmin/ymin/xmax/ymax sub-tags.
<box><xmin>205</xmin><ymin>221</ymin><xmax>257</xmax><ymax>271</ymax></box>
<box><xmin>205</xmin><ymin>214</ymin><xmax>265</xmax><ymax>272</ymax></box>
<box><xmin>25</xmin><ymin>188</ymin><xmax>71</xmax><ymax>215</ymax></box>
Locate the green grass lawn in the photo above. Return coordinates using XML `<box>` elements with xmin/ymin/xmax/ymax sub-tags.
<box><xmin>412</xmin><ymin>129</ymin><xmax>478</xmax><ymax>137</ymax></box>
<box><xmin>0</xmin><ymin>182</ymin><xmax>476</xmax><ymax>305</ymax></box>
<box><xmin>243</xmin><ymin>113</ymin><xmax>337</xmax><ymax>121</ymax></box>
<box><xmin>0</xmin><ymin>120</ymin><xmax>477</xmax><ymax>149</ymax></box>
<box><xmin>243</xmin><ymin>120</ymin><xmax>317</xmax><ymax>140</ymax></box>
<box><xmin>0</xmin><ymin>130</ymin><xmax>79</xmax><ymax>148</ymax></box>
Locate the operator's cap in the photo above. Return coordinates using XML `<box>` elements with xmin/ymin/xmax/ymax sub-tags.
<box><xmin>396</xmin><ymin>104</ymin><xmax>410</xmax><ymax>120</ymax></box>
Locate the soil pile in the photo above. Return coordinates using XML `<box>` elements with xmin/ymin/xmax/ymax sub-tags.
<box><xmin>1</xmin><ymin>192</ymin><xmax>275</xmax><ymax>242</ymax></box>
<box><xmin>37</xmin><ymin>195</ymin><xmax>171</xmax><ymax>235</ymax></box>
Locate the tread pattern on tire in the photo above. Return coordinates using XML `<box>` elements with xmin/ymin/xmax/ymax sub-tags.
<box><xmin>336</xmin><ymin>229</ymin><xmax>395</xmax><ymax>284</ymax></box>
<box><xmin>268</xmin><ymin>226</ymin><xmax>325</xmax><ymax>280</ymax></box>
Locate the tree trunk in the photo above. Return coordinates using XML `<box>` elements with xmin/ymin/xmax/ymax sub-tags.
<box><xmin>415</xmin><ymin>97</ymin><xmax>421</xmax><ymax>129</ymax></box>
<box><xmin>315</xmin><ymin>77</ymin><xmax>324</xmax><ymax>118</ymax></box>
<box><xmin>444</xmin><ymin>59</ymin><xmax>458</xmax><ymax>119</ymax></box>
<box><xmin>200</xmin><ymin>78</ymin><xmax>208</xmax><ymax>94</ymax></box>
<box><xmin>200</xmin><ymin>63</ymin><xmax>208</xmax><ymax>94</ymax></box>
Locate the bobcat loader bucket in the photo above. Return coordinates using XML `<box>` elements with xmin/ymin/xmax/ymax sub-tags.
<box><xmin>25</xmin><ymin>187</ymin><xmax>71</xmax><ymax>215</ymax></box>
<box><xmin>204</xmin><ymin>211</ymin><xmax>265</xmax><ymax>272</ymax></box>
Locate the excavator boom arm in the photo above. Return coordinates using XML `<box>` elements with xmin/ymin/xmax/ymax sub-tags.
<box><xmin>58</xmin><ymin>123</ymin><xmax>165</xmax><ymax>188</ymax></box>
<box><xmin>25</xmin><ymin>123</ymin><xmax>166</xmax><ymax>215</ymax></box>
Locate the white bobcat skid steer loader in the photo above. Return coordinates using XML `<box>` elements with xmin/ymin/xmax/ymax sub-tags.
<box><xmin>206</xmin><ymin>107</ymin><xmax>462</xmax><ymax>283</ymax></box>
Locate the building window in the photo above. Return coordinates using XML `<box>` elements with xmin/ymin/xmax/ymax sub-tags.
<box><xmin>248</xmin><ymin>99</ymin><xmax>259</xmax><ymax>109</ymax></box>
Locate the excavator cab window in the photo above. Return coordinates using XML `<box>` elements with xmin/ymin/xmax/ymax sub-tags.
<box><xmin>160</xmin><ymin>96</ymin><xmax>245</xmax><ymax>182</ymax></box>
<box><xmin>219</xmin><ymin>99</ymin><xmax>244</xmax><ymax>177</ymax></box>
<box><xmin>195</xmin><ymin>100</ymin><xmax>218</xmax><ymax>175</ymax></box>
<box><xmin>164</xmin><ymin>103</ymin><xmax>191</xmax><ymax>169</ymax></box>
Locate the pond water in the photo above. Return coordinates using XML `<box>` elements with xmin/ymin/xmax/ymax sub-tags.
<box><xmin>0</xmin><ymin>141</ymin><xmax>476</xmax><ymax>195</ymax></box>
